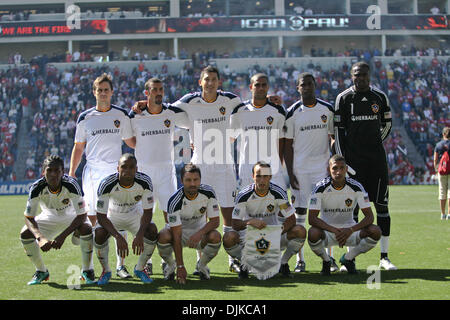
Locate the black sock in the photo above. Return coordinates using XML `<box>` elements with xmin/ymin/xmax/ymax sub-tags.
<box><xmin>381</xmin><ymin>252</ymin><xmax>388</xmax><ymax>260</ymax></box>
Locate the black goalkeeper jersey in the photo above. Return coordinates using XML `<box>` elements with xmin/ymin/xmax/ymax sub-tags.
<box><xmin>334</xmin><ymin>85</ymin><xmax>392</xmax><ymax>162</ymax></box>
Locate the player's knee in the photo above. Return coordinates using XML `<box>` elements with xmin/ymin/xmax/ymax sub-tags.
<box><xmin>307</xmin><ymin>227</ymin><xmax>323</xmax><ymax>242</ymax></box>
<box><xmin>145</xmin><ymin>222</ymin><xmax>158</xmax><ymax>241</ymax></box>
<box><xmin>206</xmin><ymin>230</ymin><xmax>221</xmax><ymax>244</ymax></box>
<box><xmin>288</xmin><ymin>225</ymin><xmax>306</xmax><ymax>240</ymax></box>
<box><xmin>20</xmin><ymin>226</ymin><xmax>34</xmax><ymax>240</ymax></box>
<box><xmin>157</xmin><ymin>229</ymin><xmax>172</xmax><ymax>244</ymax></box>
<box><xmin>222</xmin><ymin>230</ymin><xmax>239</xmax><ymax>248</ymax></box>
<box><xmin>78</xmin><ymin>223</ymin><xmax>92</xmax><ymax>236</ymax></box>
<box><xmin>368</xmin><ymin>224</ymin><xmax>381</xmax><ymax>240</ymax></box>
<box><xmin>94</xmin><ymin>228</ymin><xmax>109</xmax><ymax>245</ymax></box>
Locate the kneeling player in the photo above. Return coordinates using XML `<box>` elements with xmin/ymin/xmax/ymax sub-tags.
<box><xmin>20</xmin><ymin>155</ymin><xmax>94</xmax><ymax>285</ymax></box>
<box><xmin>158</xmin><ymin>164</ymin><xmax>222</xmax><ymax>284</ymax></box>
<box><xmin>94</xmin><ymin>154</ymin><xmax>158</xmax><ymax>285</ymax></box>
<box><xmin>308</xmin><ymin>155</ymin><xmax>381</xmax><ymax>275</ymax></box>
<box><xmin>223</xmin><ymin>162</ymin><xmax>306</xmax><ymax>279</ymax></box>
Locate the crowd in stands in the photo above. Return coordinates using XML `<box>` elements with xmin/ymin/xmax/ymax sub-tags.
<box><xmin>0</xmin><ymin>49</ymin><xmax>447</xmax><ymax>185</ymax></box>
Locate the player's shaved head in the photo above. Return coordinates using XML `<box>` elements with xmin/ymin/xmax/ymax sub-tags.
<box><xmin>351</xmin><ymin>62</ymin><xmax>370</xmax><ymax>74</ymax></box>
<box><xmin>297</xmin><ymin>72</ymin><xmax>315</xmax><ymax>85</ymax></box>
<box><xmin>181</xmin><ymin>163</ymin><xmax>201</xmax><ymax>180</ymax></box>
<box><xmin>329</xmin><ymin>154</ymin><xmax>346</xmax><ymax>166</ymax></box>
<box><xmin>119</xmin><ymin>153</ymin><xmax>137</xmax><ymax>165</ymax></box>
<box><xmin>443</xmin><ymin>127</ymin><xmax>450</xmax><ymax>139</ymax></box>
<box><xmin>250</xmin><ymin>73</ymin><xmax>269</xmax><ymax>85</ymax></box>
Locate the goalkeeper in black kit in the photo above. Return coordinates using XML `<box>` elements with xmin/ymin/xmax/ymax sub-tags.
<box><xmin>333</xmin><ymin>62</ymin><xmax>397</xmax><ymax>271</ymax></box>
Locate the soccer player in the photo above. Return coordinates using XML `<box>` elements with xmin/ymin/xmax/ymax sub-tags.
<box><xmin>284</xmin><ymin>72</ymin><xmax>335</xmax><ymax>272</ymax></box>
<box><xmin>20</xmin><ymin>155</ymin><xmax>94</xmax><ymax>285</ymax></box>
<box><xmin>128</xmin><ymin>77</ymin><xmax>190</xmax><ymax>274</ymax></box>
<box><xmin>69</xmin><ymin>73</ymin><xmax>135</xmax><ymax>278</ymax></box>
<box><xmin>434</xmin><ymin>126</ymin><xmax>450</xmax><ymax>220</ymax></box>
<box><xmin>94</xmin><ymin>154</ymin><xmax>158</xmax><ymax>285</ymax></box>
<box><xmin>334</xmin><ymin>62</ymin><xmax>397</xmax><ymax>270</ymax></box>
<box><xmin>223</xmin><ymin>162</ymin><xmax>306</xmax><ymax>279</ymax></box>
<box><xmin>158</xmin><ymin>164</ymin><xmax>222</xmax><ymax>284</ymax></box>
<box><xmin>172</xmin><ymin>65</ymin><xmax>242</xmax><ymax>273</ymax></box>
<box><xmin>230</xmin><ymin>73</ymin><xmax>287</xmax><ymax>189</ymax></box>
<box><xmin>308</xmin><ymin>155</ymin><xmax>381</xmax><ymax>275</ymax></box>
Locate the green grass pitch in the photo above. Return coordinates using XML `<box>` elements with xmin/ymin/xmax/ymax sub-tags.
<box><xmin>0</xmin><ymin>185</ymin><xmax>448</xmax><ymax>300</ymax></box>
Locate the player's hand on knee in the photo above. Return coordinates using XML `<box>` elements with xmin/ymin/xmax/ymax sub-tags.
<box><xmin>188</xmin><ymin>233</ymin><xmax>202</xmax><ymax>248</ymax></box>
<box><xmin>51</xmin><ymin>234</ymin><xmax>66</xmax><ymax>250</ymax></box>
<box><xmin>38</xmin><ymin>237</ymin><xmax>52</xmax><ymax>252</ymax></box>
<box><xmin>116</xmin><ymin>236</ymin><xmax>129</xmax><ymax>258</ymax></box>
<box><xmin>132</xmin><ymin>236</ymin><xmax>144</xmax><ymax>255</ymax></box>
<box><xmin>335</xmin><ymin>228</ymin><xmax>351</xmax><ymax>247</ymax></box>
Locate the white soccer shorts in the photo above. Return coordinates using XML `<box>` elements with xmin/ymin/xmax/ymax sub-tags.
<box><xmin>323</xmin><ymin>229</ymin><xmax>361</xmax><ymax>248</ymax></box>
<box><xmin>291</xmin><ymin>171</ymin><xmax>328</xmax><ymax>209</ymax></box>
<box><xmin>140</xmin><ymin>164</ymin><xmax>177</xmax><ymax>213</ymax></box>
<box><xmin>35</xmin><ymin>211</ymin><xmax>89</xmax><ymax>240</ymax></box>
<box><xmin>82</xmin><ymin>163</ymin><xmax>117</xmax><ymax>216</ymax></box>
<box><xmin>95</xmin><ymin>210</ymin><xmax>143</xmax><ymax>236</ymax></box>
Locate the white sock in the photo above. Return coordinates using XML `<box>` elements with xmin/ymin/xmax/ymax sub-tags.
<box><xmin>115</xmin><ymin>230</ymin><xmax>127</xmax><ymax>269</ymax></box>
<box><xmin>308</xmin><ymin>239</ymin><xmax>330</xmax><ymax>262</ymax></box>
<box><xmin>94</xmin><ymin>239</ymin><xmax>111</xmax><ymax>273</ymax></box>
<box><xmin>380</xmin><ymin>236</ymin><xmax>389</xmax><ymax>255</ymax></box>
<box><xmin>199</xmin><ymin>242</ymin><xmax>221</xmax><ymax>267</ymax></box>
<box><xmin>281</xmin><ymin>238</ymin><xmax>305</xmax><ymax>264</ymax></box>
<box><xmin>225</xmin><ymin>243</ymin><xmax>242</xmax><ymax>261</ymax></box>
<box><xmin>223</xmin><ymin>225</ymin><xmax>234</xmax><ymax>264</ymax></box>
<box><xmin>80</xmin><ymin>234</ymin><xmax>94</xmax><ymax>271</ymax></box>
<box><xmin>345</xmin><ymin>237</ymin><xmax>378</xmax><ymax>261</ymax></box>
<box><xmin>21</xmin><ymin>238</ymin><xmax>46</xmax><ymax>272</ymax></box>
<box><xmin>157</xmin><ymin>242</ymin><xmax>175</xmax><ymax>266</ymax></box>
<box><xmin>136</xmin><ymin>238</ymin><xmax>157</xmax><ymax>271</ymax></box>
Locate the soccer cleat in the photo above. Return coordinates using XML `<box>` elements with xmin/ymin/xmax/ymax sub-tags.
<box><xmin>379</xmin><ymin>258</ymin><xmax>398</xmax><ymax>270</ymax></box>
<box><xmin>27</xmin><ymin>270</ymin><xmax>49</xmax><ymax>285</ymax></box>
<box><xmin>198</xmin><ymin>263</ymin><xmax>210</xmax><ymax>280</ymax></box>
<box><xmin>144</xmin><ymin>262</ymin><xmax>153</xmax><ymax>275</ymax></box>
<box><xmin>320</xmin><ymin>260</ymin><xmax>331</xmax><ymax>276</ymax></box>
<box><xmin>80</xmin><ymin>269</ymin><xmax>96</xmax><ymax>284</ymax></box>
<box><xmin>294</xmin><ymin>260</ymin><xmax>306</xmax><ymax>273</ymax></box>
<box><xmin>441</xmin><ymin>214</ymin><xmax>447</xmax><ymax>220</ymax></box>
<box><xmin>134</xmin><ymin>266</ymin><xmax>154</xmax><ymax>284</ymax></box>
<box><xmin>238</xmin><ymin>265</ymin><xmax>249</xmax><ymax>279</ymax></box>
<box><xmin>116</xmin><ymin>265</ymin><xmax>132</xmax><ymax>279</ymax></box>
<box><xmin>279</xmin><ymin>263</ymin><xmax>292</xmax><ymax>277</ymax></box>
<box><xmin>330</xmin><ymin>257</ymin><xmax>339</xmax><ymax>272</ymax></box>
<box><xmin>229</xmin><ymin>259</ymin><xmax>241</xmax><ymax>273</ymax></box>
<box><xmin>97</xmin><ymin>270</ymin><xmax>112</xmax><ymax>285</ymax></box>
<box><xmin>163</xmin><ymin>262</ymin><xmax>176</xmax><ymax>281</ymax></box>
<box><xmin>339</xmin><ymin>254</ymin><xmax>357</xmax><ymax>274</ymax></box>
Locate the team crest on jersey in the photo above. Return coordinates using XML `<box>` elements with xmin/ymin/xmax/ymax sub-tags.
<box><xmin>233</xmin><ymin>208</ymin><xmax>240</xmax><ymax>216</ymax></box>
<box><xmin>168</xmin><ymin>215</ymin><xmax>176</xmax><ymax>223</ymax></box>
<box><xmin>345</xmin><ymin>198</ymin><xmax>353</xmax><ymax>207</ymax></box>
<box><xmin>267</xmin><ymin>116</ymin><xmax>274</xmax><ymax>125</ymax></box>
<box><xmin>371</xmin><ymin>104</ymin><xmax>379</xmax><ymax>113</ymax></box>
<box><xmin>62</xmin><ymin>198</ymin><xmax>70</xmax><ymax>205</ymax></box>
<box><xmin>199</xmin><ymin>206</ymin><xmax>207</xmax><ymax>214</ymax></box>
<box><xmin>255</xmin><ymin>237</ymin><xmax>270</xmax><ymax>255</ymax></box>
<box><xmin>164</xmin><ymin>119</ymin><xmax>171</xmax><ymax>128</ymax></box>
<box><xmin>321</xmin><ymin>114</ymin><xmax>327</xmax><ymax>123</ymax></box>
<box><xmin>114</xmin><ymin>120</ymin><xmax>121</xmax><ymax>128</ymax></box>
<box><xmin>219</xmin><ymin>107</ymin><xmax>226</xmax><ymax>115</ymax></box>
<box><xmin>135</xmin><ymin>195</ymin><xmax>142</xmax><ymax>202</ymax></box>
<box><xmin>267</xmin><ymin>204</ymin><xmax>274</xmax><ymax>212</ymax></box>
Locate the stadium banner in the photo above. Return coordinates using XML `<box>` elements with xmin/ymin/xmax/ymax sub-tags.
<box><xmin>0</xmin><ymin>181</ymin><xmax>33</xmax><ymax>195</ymax></box>
<box><xmin>0</xmin><ymin>15</ymin><xmax>448</xmax><ymax>37</ymax></box>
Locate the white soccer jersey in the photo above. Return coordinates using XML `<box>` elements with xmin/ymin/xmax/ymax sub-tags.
<box><xmin>96</xmin><ymin>172</ymin><xmax>154</xmax><ymax>216</ymax></box>
<box><xmin>167</xmin><ymin>184</ymin><xmax>220</xmax><ymax>232</ymax></box>
<box><xmin>130</xmin><ymin>103</ymin><xmax>190</xmax><ymax>166</ymax></box>
<box><xmin>232</xmin><ymin>182</ymin><xmax>295</xmax><ymax>226</ymax></box>
<box><xmin>74</xmin><ymin>105</ymin><xmax>133</xmax><ymax>167</ymax></box>
<box><xmin>173</xmin><ymin>90</ymin><xmax>243</xmax><ymax>165</ymax></box>
<box><xmin>285</xmin><ymin>99</ymin><xmax>334</xmax><ymax>174</ymax></box>
<box><xmin>309</xmin><ymin>177</ymin><xmax>371</xmax><ymax>228</ymax></box>
<box><xmin>25</xmin><ymin>175</ymin><xmax>85</xmax><ymax>217</ymax></box>
<box><xmin>230</xmin><ymin>100</ymin><xmax>286</xmax><ymax>175</ymax></box>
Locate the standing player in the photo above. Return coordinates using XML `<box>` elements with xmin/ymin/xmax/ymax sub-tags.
<box><xmin>308</xmin><ymin>155</ymin><xmax>381</xmax><ymax>275</ymax></box>
<box><xmin>69</xmin><ymin>73</ymin><xmax>135</xmax><ymax>279</ymax></box>
<box><xmin>94</xmin><ymin>154</ymin><xmax>158</xmax><ymax>285</ymax></box>
<box><xmin>158</xmin><ymin>164</ymin><xmax>222</xmax><ymax>284</ymax></box>
<box><xmin>172</xmin><ymin>65</ymin><xmax>242</xmax><ymax>273</ymax></box>
<box><xmin>434</xmin><ymin>127</ymin><xmax>450</xmax><ymax>220</ymax></box>
<box><xmin>128</xmin><ymin>77</ymin><xmax>190</xmax><ymax>274</ymax></box>
<box><xmin>284</xmin><ymin>72</ymin><xmax>335</xmax><ymax>272</ymax></box>
<box><xmin>334</xmin><ymin>62</ymin><xmax>397</xmax><ymax>270</ymax></box>
<box><xmin>230</xmin><ymin>73</ymin><xmax>287</xmax><ymax>189</ymax></box>
<box><xmin>223</xmin><ymin>162</ymin><xmax>306</xmax><ymax>278</ymax></box>
<box><xmin>20</xmin><ymin>155</ymin><xmax>94</xmax><ymax>285</ymax></box>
